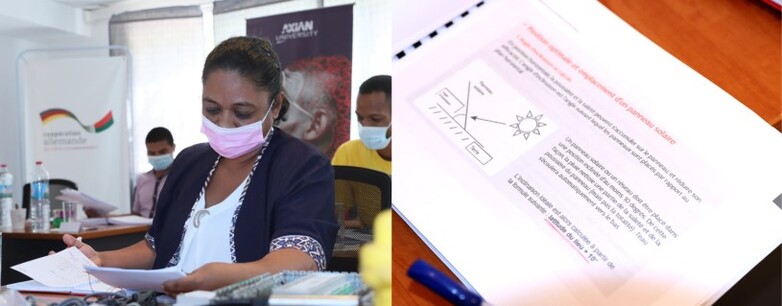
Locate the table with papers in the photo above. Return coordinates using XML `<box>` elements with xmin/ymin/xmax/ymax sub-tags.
<box><xmin>0</xmin><ymin>224</ymin><xmax>148</xmax><ymax>285</ymax></box>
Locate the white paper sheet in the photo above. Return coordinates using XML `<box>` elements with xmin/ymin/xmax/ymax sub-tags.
<box><xmin>75</xmin><ymin>215</ymin><xmax>152</xmax><ymax>227</ymax></box>
<box><xmin>56</xmin><ymin>189</ymin><xmax>117</xmax><ymax>214</ymax></box>
<box><xmin>84</xmin><ymin>266</ymin><xmax>186</xmax><ymax>291</ymax></box>
<box><xmin>106</xmin><ymin>215</ymin><xmax>153</xmax><ymax>225</ymax></box>
<box><xmin>394</xmin><ymin>0</ymin><xmax>782</xmax><ymax>304</ymax></box>
<box><xmin>11</xmin><ymin>247</ymin><xmax>97</xmax><ymax>288</ymax></box>
<box><xmin>77</xmin><ymin>217</ymin><xmax>110</xmax><ymax>227</ymax></box>
<box><xmin>9</xmin><ymin>247</ymin><xmax>116</xmax><ymax>294</ymax></box>
<box><xmin>7</xmin><ymin>279</ymin><xmax>114</xmax><ymax>295</ymax></box>
<box><xmin>392</xmin><ymin>0</ymin><xmax>481</xmax><ymax>54</ymax></box>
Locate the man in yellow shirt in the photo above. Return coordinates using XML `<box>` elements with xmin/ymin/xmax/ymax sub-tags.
<box><xmin>332</xmin><ymin>75</ymin><xmax>391</xmax><ymax>230</ymax></box>
<box><xmin>332</xmin><ymin>75</ymin><xmax>391</xmax><ymax>175</ymax></box>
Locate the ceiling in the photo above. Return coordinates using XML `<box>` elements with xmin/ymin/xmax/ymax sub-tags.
<box><xmin>0</xmin><ymin>0</ymin><xmax>128</xmax><ymax>42</ymax></box>
<box><xmin>53</xmin><ymin>0</ymin><xmax>130</xmax><ymax>11</ymax></box>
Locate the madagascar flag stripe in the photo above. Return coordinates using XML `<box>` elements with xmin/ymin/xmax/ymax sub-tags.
<box><xmin>94</xmin><ymin>111</ymin><xmax>114</xmax><ymax>133</ymax></box>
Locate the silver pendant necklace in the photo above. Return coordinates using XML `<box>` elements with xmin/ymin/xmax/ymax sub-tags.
<box><xmin>192</xmin><ymin>209</ymin><xmax>210</xmax><ymax>228</ymax></box>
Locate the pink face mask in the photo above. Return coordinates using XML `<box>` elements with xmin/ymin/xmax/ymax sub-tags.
<box><xmin>201</xmin><ymin>103</ymin><xmax>274</xmax><ymax>159</ymax></box>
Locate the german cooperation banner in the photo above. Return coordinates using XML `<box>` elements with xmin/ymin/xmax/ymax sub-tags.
<box><xmin>21</xmin><ymin>57</ymin><xmax>131</xmax><ymax>213</ymax></box>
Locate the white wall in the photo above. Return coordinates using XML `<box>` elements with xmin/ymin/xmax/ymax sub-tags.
<box><xmin>0</xmin><ymin>37</ymin><xmax>46</xmax><ymax>207</ymax></box>
<box><xmin>0</xmin><ymin>1</ymin><xmax>110</xmax><ymax>207</ymax></box>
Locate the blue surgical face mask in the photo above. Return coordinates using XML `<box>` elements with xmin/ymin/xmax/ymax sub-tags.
<box><xmin>358</xmin><ymin>123</ymin><xmax>391</xmax><ymax>150</ymax></box>
<box><xmin>148</xmin><ymin>154</ymin><xmax>174</xmax><ymax>171</ymax></box>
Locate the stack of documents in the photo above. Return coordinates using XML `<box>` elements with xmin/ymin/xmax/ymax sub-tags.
<box><xmin>79</xmin><ymin>215</ymin><xmax>153</xmax><ymax>227</ymax></box>
<box><xmin>9</xmin><ymin>247</ymin><xmax>184</xmax><ymax>294</ymax></box>
<box><xmin>56</xmin><ymin>189</ymin><xmax>117</xmax><ymax>215</ymax></box>
<box><xmin>105</xmin><ymin>215</ymin><xmax>153</xmax><ymax>225</ymax></box>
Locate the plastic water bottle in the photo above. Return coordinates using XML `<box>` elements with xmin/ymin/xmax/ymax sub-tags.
<box><xmin>0</xmin><ymin>164</ymin><xmax>13</xmax><ymax>230</ymax></box>
<box><xmin>30</xmin><ymin>161</ymin><xmax>50</xmax><ymax>232</ymax></box>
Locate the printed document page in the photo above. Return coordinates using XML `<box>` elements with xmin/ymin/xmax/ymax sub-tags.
<box><xmin>393</xmin><ymin>0</ymin><xmax>782</xmax><ymax>305</ymax></box>
<box><xmin>10</xmin><ymin>247</ymin><xmax>115</xmax><ymax>294</ymax></box>
<box><xmin>84</xmin><ymin>266</ymin><xmax>185</xmax><ymax>291</ymax></box>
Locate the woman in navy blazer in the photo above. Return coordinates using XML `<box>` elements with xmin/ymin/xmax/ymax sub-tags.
<box><xmin>61</xmin><ymin>36</ymin><xmax>338</xmax><ymax>294</ymax></box>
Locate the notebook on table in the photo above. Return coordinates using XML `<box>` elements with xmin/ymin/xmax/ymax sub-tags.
<box><xmin>393</xmin><ymin>0</ymin><xmax>782</xmax><ymax>304</ymax></box>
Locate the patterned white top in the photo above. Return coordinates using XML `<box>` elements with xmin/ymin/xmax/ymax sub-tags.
<box><xmin>176</xmin><ymin>173</ymin><xmax>247</xmax><ymax>273</ymax></box>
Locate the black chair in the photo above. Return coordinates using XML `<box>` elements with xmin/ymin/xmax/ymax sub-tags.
<box><xmin>22</xmin><ymin>178</ymin><xmax>78</xmax><ymax>217</ymax></box>
<box><xmin>327</xmin><ymin>166</ymin><xmax>391</xmax><ymax>272</ymax></box>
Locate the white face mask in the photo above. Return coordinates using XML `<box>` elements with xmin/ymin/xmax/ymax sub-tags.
<box><xmin>358</xmin><ymin>123</ymin><xmax>391</xmax><ymax>150</ymax></box>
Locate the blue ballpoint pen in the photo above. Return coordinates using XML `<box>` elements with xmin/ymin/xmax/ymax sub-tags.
<box><xmin>407</xmin><ymin>259</ymin><xmax>488</xmax><ymax>306</ymax></box>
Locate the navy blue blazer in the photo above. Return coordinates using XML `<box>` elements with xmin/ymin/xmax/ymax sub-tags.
<box><xmin>146</xmin><ymin>128</ymin><xmax>338</xmax><ymax>269</ymax></box>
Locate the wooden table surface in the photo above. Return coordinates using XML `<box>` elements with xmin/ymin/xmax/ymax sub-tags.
<box><xmin>392</xmin><ymin>1</ymin><xmax>781</xmax><ymax>305</ymax></box>
<box><xmin>1</xmin><ymin>224</ymin><xmax>150</xmax><ymax>285</ymax></box>
<box><xmin>1</xmin><ymin>224</ymin><xmax>148</xmax><ymax>240</ymax></box>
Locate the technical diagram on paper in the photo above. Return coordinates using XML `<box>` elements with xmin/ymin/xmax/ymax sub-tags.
<box><xmin>414</xmin><ymin>60</ymin><xmax>557</xmax><ymax>175</ymax></box>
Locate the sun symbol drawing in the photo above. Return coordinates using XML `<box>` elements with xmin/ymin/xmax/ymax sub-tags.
<box><xmin>510</xmin><ymin>111</ymin><xmax>547</xmax><ymax>140</ymax></box>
